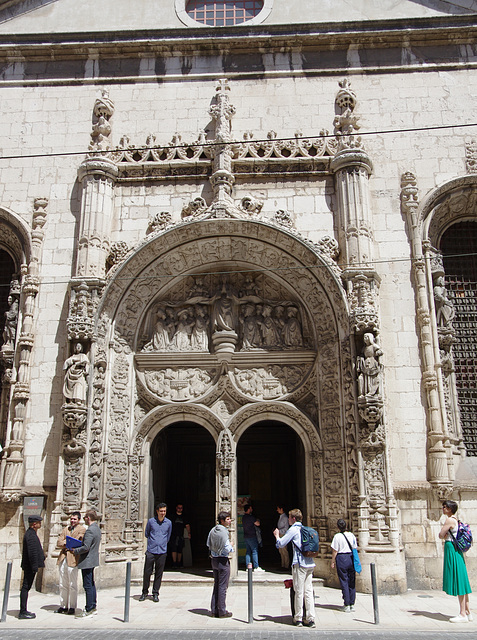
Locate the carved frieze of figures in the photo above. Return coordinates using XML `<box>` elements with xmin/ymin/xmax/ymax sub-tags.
<box><xmin>142</xmin><ymin>368</ymin><xmax>215</xmax><ymax>401</ymax></box>
<box><xmin>233</xmin><ymin>365</ymin><xmax>309</xmax><ymax>400</ymax></box>
<box><xmin>139</xmin><ymin>275</ymin><xmax>310</xmax><ymax>354</ymax></box>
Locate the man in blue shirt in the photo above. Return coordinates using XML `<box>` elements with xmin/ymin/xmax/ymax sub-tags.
<box><xmin>139</xmin><ymin>502</ymin><xmax>172</xmax><ymax>602</ymax></box>
<box><xmin>274</xmin><ymin>508</ymin><xmax>316</xmax><ymax>628</ymax></box>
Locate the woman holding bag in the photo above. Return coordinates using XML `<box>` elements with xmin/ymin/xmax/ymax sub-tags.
<box><xmin>439</xmin><ymin>500</ymin><xmax>472</xmax><ymax>623</ymax></box>
<box><xmin>331</xmin><ymin>519</ymin><xmax>358</xmax><ymax>612</ymax></box>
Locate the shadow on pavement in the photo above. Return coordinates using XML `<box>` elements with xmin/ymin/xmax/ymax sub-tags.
<box><xmin>409</xmin><ymin>609</ymin><xmax>451</xmax><ymax>621</ymax></box>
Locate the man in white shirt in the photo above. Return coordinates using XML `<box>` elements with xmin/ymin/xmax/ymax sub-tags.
<box><xmin>273</xmin><ymin>508</ymin><xmax>316</xmax><ymax>628</ymax></box>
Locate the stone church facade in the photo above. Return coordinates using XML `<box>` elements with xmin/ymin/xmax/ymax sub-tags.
<box><xmin>0</xmin><ymin>1</ymin><xmax>476</xmax><ymax>593</ymax></box>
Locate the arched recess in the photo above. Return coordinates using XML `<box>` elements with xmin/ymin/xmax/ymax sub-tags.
<box><xmin>92</xmin><ymin>218</ymin><xmax>356</xmax><ymax>563</ymax></box>
<box><xmin>419</xmin><ymin>175</ymin><xmax>477</xmax><ymax>461</ymax></box>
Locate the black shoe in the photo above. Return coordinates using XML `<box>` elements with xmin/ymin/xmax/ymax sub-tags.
<box><xmin>67</xmin><ymin>608</ymin><xmax>75</xmax><ymax>615</ymax></box>
<box><xmin>55</xmin><ymin>607</ymin><xmax>67</xmax><ymax>614</ymax></box>
<box><xmin>19</xmin><ymin>611</ymin><xmax>36</xmax><ymax>619</ymax></box>
<box><xmin>218</xmin><ymin>611</ymin><xmax>233</xmax><ymax>618</ymax></box>
<box><xmin>293</xmin><ymin>620</ymin><xmax>303</xmax><ymax>627</ymax></box>
<box><xmin>152</xmin><ymin>594</ymin><xmax>159</xmax><ymax>603</ymax></box>
<box><xmin>307</xmin><ymin>620</ymin><xmax>316</xmax><ymax>628</ymax></box>
<box><xmin>139</xmin><ymin>594</ymin><xmax>147</xmax><ymax>601</ymax></box>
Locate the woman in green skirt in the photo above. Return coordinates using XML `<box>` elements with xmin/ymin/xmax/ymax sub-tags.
<box><xmin>439</xmin><ymin>500</ymin><xmax>472</xmax><ymax>623</ymax></box>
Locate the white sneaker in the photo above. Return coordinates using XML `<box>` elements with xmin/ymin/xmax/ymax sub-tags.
<box><xmin>342</xmin><ymin>605</ymin><xmax>351</xmax><ymax>613</ymax></box>
<box><xmin>350</xmin><ymin>605</ymin><xmax>355</xmax><ymax>611</ymax></box>
<box><xmin>254</xmin><ymin>567</ymin><xmax>265</xmax><ymax>572</ymax></box>
<box><xmin>450</xmin><ymin>614</ymin><xmax>468</xmax><ymax>623</ymax></box>
<box><xmin>467</xmin><ymin>612</ymin><xmax>473</xmax><ymax>622</ymax></box>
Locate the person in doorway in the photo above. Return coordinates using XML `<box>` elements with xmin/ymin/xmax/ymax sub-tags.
<box><xmin>19</xmin><ymin>515</ymin><xmax>45</xmax><ymax>619</ymax></box>
<box><xmin>207</xmin><ymin>510</ymin><xmax>234</xmax><ymax>618</ymax></box>
<box><xmin>139</xmin><ymin>502</ymin><xmax>172</xmax><ymax>602</ymax></box>
<box><xmin>169</xmin><ymin>503</ymin><xmax>191</xmax><ymax>568</ymax></box>
<box><xmin>276</xmin><ymin>505</ymin><xmax>290</xmax><ymax>569</ymax></box>
<box><xmin>242</xmin><ymin>504</ymin><xmax>264</xmax><ymax>572</ymax></box>
<box><xmin>55</xmin><ymin>511</ymin><xmax>86</xmax><ymax>615</ymax></box>
<box><xmin>274</xmin><ymin>508</ymin><xmax>316</xmax><ymax>628</ymax></box>
<box><xmin>73</xmin><ymin>509</ymin><xmax>101</xmax><ymax>617</ymax></box>
<box><xmin>330</xmin><ymin>519</ymin><xmax>357</xmax><ymax>612</ymax></box>
<box><xmin>439</xmin><ymin>500</ymin><xmax>472</xmax><ymax>623</ymax></box>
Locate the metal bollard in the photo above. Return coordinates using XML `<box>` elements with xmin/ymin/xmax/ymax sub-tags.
<box><xmin>1</xmin><ymin>561</ymin><xmax>12</xmax><ymax>623</ymax></box>
<box><xmin>370</xmin><ymin>562</ymin><xmax>379</xmax><ymax>625</ymax></box>
<box><xmin>247</xmin><ymin>562</ymin><xmax>253</xmax><ymax>623</ymax></box>
<box><xmin>123</xmin><ymin>561</ymin><xmax>131</xmax><ymax>623</ymax></box>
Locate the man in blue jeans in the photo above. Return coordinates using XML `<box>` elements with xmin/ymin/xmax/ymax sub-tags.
<box><xmin>73</xmin><ymin>509</ymin><xmax>102</xmax><ymax>618</ymax></box>
<box><xmin>139</xmin><ymin>502</ymin><xmax>172</xmax><ymax>602</ymax></box>
<box><xmin>242</xmin><ymin>504</ymin><xmax>264</xmax><ymax>572</ymax></box>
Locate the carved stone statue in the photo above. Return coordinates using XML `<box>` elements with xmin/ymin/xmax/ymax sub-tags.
<box><xmin>143</xmin><ymin>308</ymin><xmax>170</xmax><ymax>351</ymax></box>
<box><xmin>63</xmin><ymin>343</ymin><xmax>89</xmax><ymax>405</ymax></box>
<box><xmin>259</xmin><ymin>304</ymin><xmax>281</xmax><ymax>347</ymax></box>
<box><xmin>212</xmin><ymin>285</ymin><xmax>236</xmax><ymax>333</ymax></box>
<box><xmin>434</xmin><ymin>276</ymin><xmax>455</xmax><ymax>328</ymax></box>
<box><xmin>357</xmin><ymin>333</ymin><xmax>383</xmax><ymax>398</ymax></box>
<box><xmin>240</xmin><ymin>303</ymin><xmax>261</xmax><ymax>350</ymax></box>
<box><xmin>283</xmin><ymin>306</ymin><xmax>303</xmax><ymax>348</ymax></box>
<box><xmin>191</xmin><ymin>305</ymin><xmax>209</xmax><ymax>351</ymax></box>
<box><xmin>2</xmin><ymin>295</ymin><xmax>18</xmax><ymax>350</ymax></box>
<box><xmin>171</xmin><ymin>309</ymin><xmax>194</xmax><ymax>350</ymax></box>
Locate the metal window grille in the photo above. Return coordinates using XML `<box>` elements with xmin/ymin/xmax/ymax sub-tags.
<box><xmin>441</xmin><ymin>221</ymin><xmax>477</xmax><ymax>456</ymax></box>
<box><xmin>186</xmin><ymin>0</ymin><xmax>264</xmax><ymax>26</ymax></box>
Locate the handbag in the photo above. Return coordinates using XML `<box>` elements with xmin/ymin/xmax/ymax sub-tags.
<box><xmin>342</xmin><ymin>532</ymin><xmax>362</xmax><ymax>574</ymax></box>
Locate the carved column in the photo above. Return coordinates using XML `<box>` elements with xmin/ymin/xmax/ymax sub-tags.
<box><xmin>216</xmin><ymin>427</ymin><xmax>237</xmax><ymax>573</ymax></box>
<box><xmin>209</xmin><ymin>78</ymin><xmax>236</xmax><ymax>210</ymax></box>
<box><xmin>400</xmin><ymin>173</ymin><xmax>452</xmax><ymax>491</ymax></box>
<box><xmin>0</xmin><ymin>198</ymin><xmax>47</xmax><ymax>500</ymax></box>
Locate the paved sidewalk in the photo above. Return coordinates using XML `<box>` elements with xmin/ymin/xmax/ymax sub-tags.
<box><xmin>1</xmin><ymin>569</ymin><xmax>475</xmax><ymax>632</ymax></box>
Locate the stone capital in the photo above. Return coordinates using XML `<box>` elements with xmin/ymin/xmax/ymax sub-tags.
<box><xmin>330</xmin><ymin>148</ymin><xmax>373</xmax><ymax>175</ymax></box>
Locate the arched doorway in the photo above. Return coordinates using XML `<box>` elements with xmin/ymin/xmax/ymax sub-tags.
<box><xmin>151</xmin><ymin>422</ymin><xmax>216</xmax><ymax>566</ymax></box>
<box><xmin>237</xmin><ymin>420</ymin><xmax>306</xmax><ymax>568</ymax></box>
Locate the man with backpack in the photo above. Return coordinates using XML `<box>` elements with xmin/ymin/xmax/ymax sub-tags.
<box><xmin>273</xmin><ymin>508</ymin><xmax>317</xmax><ymax>628</ymax></box>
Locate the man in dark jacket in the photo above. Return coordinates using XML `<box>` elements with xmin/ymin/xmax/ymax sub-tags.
<box><xmin>73</xmin><ymin>509</ymin><xmax>101</xmax><ymax>617</ymax></box>
<box><xmin>19</xmin><ymin>515</ymin><xmax>45</xmax><ymax>619</ymax></box>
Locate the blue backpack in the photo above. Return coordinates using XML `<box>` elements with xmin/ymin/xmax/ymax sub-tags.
<box><xmin>295</xmin><ymin>525</ymin><xmax>319</xmax><ymax>557</ymax></box>
<box><xmin>450</xmin><ymin>521</ymin><xmax>473</xmax><ymax>553</ymax></box>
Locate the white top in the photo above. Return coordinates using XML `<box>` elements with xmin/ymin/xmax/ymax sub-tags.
<box><xmin>331</xmin><ymin>531</ymin><xmax>357</xmax><ymax>554</ymax></box>
<box><xmin>445</xmin><ymin>516</ymin><xmax>458</xmax><ymax>541</ymax></box>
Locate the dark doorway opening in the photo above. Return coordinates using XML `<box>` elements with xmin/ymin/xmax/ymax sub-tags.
<box><xmin>151</xmin><ymin>422</ymin><xmax>216</xmax><ymax>567</ymax></box>
<box><xmin>237</xmin><ymin>420</ymin><xmax>305</xmax><ymax>569</ymax></box>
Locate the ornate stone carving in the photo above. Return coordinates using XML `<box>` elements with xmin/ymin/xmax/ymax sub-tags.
<box><xmin>106</xmin><ymin>242</ymin><xmax>130</xmax><ymax>273</ymax></box>
<box><xmin>63</xmin><ymin>343</ymin><xmax>89</xmax><ymax>405</ymax></box>
<box><xmin>139</xmin><ymin>275</ymin><xmax>310</xmax><ymax>354</ymax></box>
<box><xmin>1</xmin><ymin>289</ymin><xmax>19</xmax><ymax>352</ymax></box>
<box><xmin>232</xmin><ymin>365</ymin><xmax>308</xmax><ymax>400</ymax></box>
<box><xmin>334</xmin><ymin>79</ymin><xmax>362</xmax><ymax>151</ymax></box>
<box><xmin>67</xmin><ymin>281</ymin><xmax>104</xmax><ymax>342</ymax></box>
<box><xmin>465</xmin><ymin>139</ymin><xmax>477</xmax><ymax>174</ymax></box>
<box><xmin>357</xmin><ymin>333</ymin><xmax>383</xmax><ymax>400</ymax></box>
<box><xmin>142</xmin><ymin>368</ymin><xmax>215</xmax><ymax>401</ymax></box>
<box><xmin>400</xmin><ymin>172</ymin><xmax>419</xmax><ymax>218</ymax></box>
<box><xmin>273</xmin><ymin>209</ymin><xmax>293</xmax><ymax>229</ymax></box>
<box><xmin>239</xmin><ymin>195</ymin><xmax>263</xmax><ymax>216</ymax></box>
<box><xmin>146</xmin><ymin>211</ymin><xmax>172</xmax><ymax>234</ymax></box>
<box><xmin>181</xmin><ymin>197</ymin><xmax>208</xmax><ymax>219</ymax></box>
<box><xmin>89</xmin><ymin>89</ymin><xmax>115</xmax><ymax>153</ymax></box>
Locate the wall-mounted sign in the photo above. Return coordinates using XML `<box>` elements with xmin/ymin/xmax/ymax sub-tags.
<box><xmin>22</xmin><ymin>496</ymin><xmax>44</xmax><ymax>530</ymax></box>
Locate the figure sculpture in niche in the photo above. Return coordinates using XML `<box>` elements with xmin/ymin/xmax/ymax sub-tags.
<box><xmin>144</xmin><ymin>307</ymin><xmax>170</xmax><ymax>351</ymax></box>
<box><xmin>171</xmin><ymin>309</ymin><xmax>194</xmax><ymax>350</ymax></box>
<box><xmin>212</xmin><ymin>285</ymin><xmax>236</xmax><ymax>333</ymax></box>
<box><xmin>165</xmin><ymin>308</ymin><xmax>176</xmax><ymax>342</ymax></box>
<box><xmin>433</xmin><ymin>276</ymin><xmax>455</xmax><ymax>328</ymax></box>
<box><xmin>2</xmin><ymin>294</ymin><xmax>18</xmax><ymax>350</ymax></box>
<box><xmin>283</xmin><ymin>306</ymin><xmax>303</xmax><ymax>348</ymax></box>
<box><xmin>260</xmin><ymin>304</ymin><xmax>281</xmax><ymax>347</ymax></box>
<box><xmin>240</xmin><ymin>303</ymin><xmax>262</xmax><ymax>350</ymax></box>
<box><xmin>191</xmin><ymin>305</ymin><xmax>209</xmax><ymax>351</ymax></box>
<box><xmin>63</xmin><ymin>343</ymin><xmax>89</xmax><ymax>405</ymax></box>
<box><xmin>357</xmin><ymin>333</ymin><xmax>383</xmax><ymax>398</ymax></box>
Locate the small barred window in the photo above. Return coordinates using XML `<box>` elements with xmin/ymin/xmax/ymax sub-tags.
<box><xmin>186</xmin><ymin>0</ymin><xmax>264</xmax><ymax>26</ymax></box>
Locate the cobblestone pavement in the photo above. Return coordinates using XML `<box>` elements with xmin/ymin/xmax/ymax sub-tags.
<box><xmin>1</xmin><ymin>569</ymin><xmax>475</xmax><ymax>637</ymax></box>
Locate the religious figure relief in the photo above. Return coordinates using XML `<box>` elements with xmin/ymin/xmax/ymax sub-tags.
<box><xmin>63</xmin><ymin>343</ymin><xmax>89</xmax><ymax>405</ymax></box>
<box><xmin>433</xmin><ymin>276</ymin><xmax>455</xmax><ymax>328</ymax></box>
<box><xmin>1</xmin><ymin>294</ymin><xmax>19</xmax><ymax>351</ymax></box>
<box><xmin>357</xmin><ymin>333</ymin><xmax>383</xmax><ymax>398</ymax></box>
<box><xmin>139</xmin><ymin>277</ymin><xmax>308</xmax><ymax>354</ymax></box>
<box><xmin>233</xmin><ymin>365</ymin><xmax>308</xmax><ymax>399</ymax></box>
